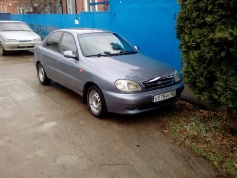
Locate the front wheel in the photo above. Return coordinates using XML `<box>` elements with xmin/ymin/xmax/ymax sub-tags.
<box><xmin>37</xmin><ymin>63</ymin><xmax>51</xmax><ymax>85</ymax></box>
<box><xmin>0</xmin><ymin>44</ymin><xmax>7</xmax><ymax>56</ymax></box>
<box><xmin>87</xmin><ymin>86</ymin><xmax>107</xmax><ymax>118</ymax></box>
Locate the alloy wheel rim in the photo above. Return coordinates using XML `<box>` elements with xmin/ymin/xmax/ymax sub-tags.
<box><xmin>89</xmin><ymin>90</ymin><xmax>101</xmax><ymax>114</ymax></box>
<box><xmin>39</xmin><ymin>66</ymin><xmax>45</xmax><ymax>82</ymax></box>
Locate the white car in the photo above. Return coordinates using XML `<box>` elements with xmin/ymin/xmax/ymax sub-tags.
<box><xmin>0</xmin><ymin>20</ymin><xmax>42</xmax><ymax>56</ymax></box>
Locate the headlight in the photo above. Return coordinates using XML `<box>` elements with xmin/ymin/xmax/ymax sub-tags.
<box><xmin>33</xmin><ymin>38</ymin><xmax>41</xmax><ymax>41</ymax></box>
<box><xmin>174</xmin><ymin>70</ymin><xmax>181</xmax><ymax>82</ymax></box>
<box><xmin>115</xmin><ymin>80</ymin><xmax>141</xmax><ymax>92</ymax></box>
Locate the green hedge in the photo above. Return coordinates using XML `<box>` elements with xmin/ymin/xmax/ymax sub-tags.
<box><xmin>177</xmin><ymin>0</ymin><xmax>237</xmax><ymax>108</ymax></box>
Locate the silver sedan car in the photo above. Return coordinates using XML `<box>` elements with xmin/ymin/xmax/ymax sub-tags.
<box><xmin>34</xmin><ymin>28</ymin><xmax>184</xmax><ymax>118</ymax></box>
<box><xmin>0</xmin><ymin>20</ymin><xmax>42</xmax><ymax>55</ymax></box>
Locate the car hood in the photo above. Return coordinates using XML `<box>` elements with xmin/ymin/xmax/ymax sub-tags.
<box><xmin>0</xmin><ymin>31</ymin><xmax>40</xmax><ymax>40</ymax></box>
<box><xmin>86</xmin><ymin>53</ymin><xmax>175</xmax><ymax>81</ymax></box>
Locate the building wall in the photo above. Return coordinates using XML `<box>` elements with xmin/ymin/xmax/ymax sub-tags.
<box><xmin>76</xmin><ymin>0</ymin><xmax>84</xmax><ymax>13</ymax></box>
<box><xmin>62</xmin><ymin>0</ymin><xmax>67</xmax><ymax>13</ymax></box>
<box><xmin>0</xmin><ymin>0</ymin><xmax>98</xmax><ymax>14</ymax></box>
<box><xmin>0</xmin><ymin>0</ymin><xmax>20</xmax><ymax>13</ymax></box>
<box><xmin>0</xmin><ymin>3</ymin><xmax>7</xmax><ymax>13</ymax></box>
<box><xmin>0</xmin><ymin>0</ymin><xmax>62</xmax><ymax>14</ymax></box>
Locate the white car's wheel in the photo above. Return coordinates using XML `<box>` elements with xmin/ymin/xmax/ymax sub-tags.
<box><xmin>0</xmin><ymin>44</ymin><xmax>7</xmax><ymax>56</ymax></box>
<box><xmin>37</xmin><ymin>63</ymin><xmax>51</xmax><ymax>85</ymax></box>
<box><xmin>87</xmin><ymin>86</ymin><xmax>107</xmax><ymax>118</ymax></box>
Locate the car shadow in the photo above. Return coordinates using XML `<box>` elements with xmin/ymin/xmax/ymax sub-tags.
<box><xmin>5</xmin><ymin>50</ymin><xmax>34</xmax><ymax>56</ymax></box>
<box><xmin>48</xmin><ymin>81</ymin><xmax>179</xmax><ymax>126</ymax></box>
<box><xmin>103</xmin><ymin>104</ymin><xmax>178</xmax><ymax>126</ymax></box>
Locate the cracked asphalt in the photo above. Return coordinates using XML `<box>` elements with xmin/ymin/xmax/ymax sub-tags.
<box><xmin>0</xmin><ymin>51</ymin><xmax>217</xmax><ymax>178</ymax></box>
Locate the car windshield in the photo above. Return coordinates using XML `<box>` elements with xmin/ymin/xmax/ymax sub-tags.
<box><xmin>78</xmin><ymin>32</ymin><xmax>138</xmax><ymax>57</ymax></box>
<box><xmin>0</xmin><ymin>22</ymin><xmax>32</xmax><ymax>32</ymax></box>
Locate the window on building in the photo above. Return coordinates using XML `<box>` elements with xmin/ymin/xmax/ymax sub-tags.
<box><xmin>17</xmin><ymin>8</ymin><xmax>25</xmax><ymax>14</ymax></box>
<box><xmin>17</xmin><ymin>4</ymin><xmax>26</xmax><ymax>14</ymax></box>
<box><xmin>67</xmin><ymin>0</ymin><xmax>76</xmax><ymax>14</ymax></box>
<box><xmin>55</xmin><ymin>0</ymin><xmax>62</xmax><ymax>14</ymax></box>
<box><xmin>0</xmin><ymin>5</ymin><xmax>7</xmax><ymax>13</ymax></box>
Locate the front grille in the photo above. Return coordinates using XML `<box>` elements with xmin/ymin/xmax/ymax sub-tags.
<box><xmin>142</xmin><ymin>75</ymin><xmax>174</xmax><ymax>90</ymax></box>
<box><xmin>17</xmin><ymin>46</ymin><xmax>34</xmax><ymax>49</ymax></box>
<box><xmin>19</xmin><ymin>40</ymin><xmax>31</xmax><ymax>42</ymax></box>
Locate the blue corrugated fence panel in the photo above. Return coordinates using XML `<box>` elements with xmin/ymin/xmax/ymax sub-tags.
<box><xmin>109</xmin><ymin>1</ymin><xmax>181</xmax><ymax>72</ymax></box>
<box><xmin>80</xmin><ymin>12</ymin><xmax>110</xmax><ymax>30</ymax></box>
<box><xmin>0</xmin><ymin>13</ymin><xmax>11</xmax><ymax>20</ymax></box>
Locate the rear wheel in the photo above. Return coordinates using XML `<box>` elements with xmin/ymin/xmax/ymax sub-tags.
<box><xmin>87</xmin><ymin>86</ymin><xmax>107</xmax><ymax>118</ymax></box>
<box><xmin>37</xmin><ymin>63</ymin><xmax>51</xmax><ymax>85</ymax></box>
<box><xmin>0</xmin><ymin>44</ymin><xmax>7</xmax><ymax>56</ymax></box>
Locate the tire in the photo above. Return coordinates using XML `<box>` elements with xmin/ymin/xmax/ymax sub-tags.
<box><xmin>0</xmin><ymin>44</ymin><xmax>7</xmax><ymax>56</ymax></box>
<box><xmin>37</xmin><ymin>63</ymin><xmax>51</xmax><ymax>85</ymax></box>
<box><xmin>87</xmin><ymin>86</ymin><xmax>107</xmax><ymax>118</ymax></box>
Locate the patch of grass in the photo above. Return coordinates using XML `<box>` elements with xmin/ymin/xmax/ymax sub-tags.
<box><xmin>222</xmin><ymin>160</ymin><xmax>237</xmax><ymax>177</ymax></box>
<box><xmin>161</xmin><ymin>101</ymin><xmax>237</xmax><ymax>177</ymax></box>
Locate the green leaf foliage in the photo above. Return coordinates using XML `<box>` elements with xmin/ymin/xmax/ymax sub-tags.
<box><xmin>177</xmin><ymin>0</ymin><xmax>237</xmax><ymax>108</ymax></box>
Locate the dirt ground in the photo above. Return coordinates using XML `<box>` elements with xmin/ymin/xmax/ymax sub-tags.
<box><xmin>0</xmin><ymin>51</ymin><xmax>218</xmax><ymax>178</ymax></box>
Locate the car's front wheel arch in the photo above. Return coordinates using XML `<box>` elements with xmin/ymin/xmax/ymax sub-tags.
<box><xmin>83</xmin><ymin>82</ymin><xmax>98</xmax><ymax>104</ymax></box>
<box><xmin>37</xmin><ymin>63</ymin><xmax>51</xmax><ymax>85</ymax></box>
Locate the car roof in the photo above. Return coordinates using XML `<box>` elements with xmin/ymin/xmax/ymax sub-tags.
<box><xmin>0</xmin><ymin>20</ymin><xmax>25</xmax><ymax>23</ymax></box>
<box><xmin>59</xmin><ymin>28</ymin><xmax>111</xmax><ymax>35</ymax></box>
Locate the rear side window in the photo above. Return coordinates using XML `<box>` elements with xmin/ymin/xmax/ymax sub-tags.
<box><xmin>0</xmin><ymin>22</ymin><xmax>32</xmax><ymax>32</ymax></box>
<box><xmin>44</xmin><ymin>31</ymin><xmax>63</xmax><ymax>52</ymax></box>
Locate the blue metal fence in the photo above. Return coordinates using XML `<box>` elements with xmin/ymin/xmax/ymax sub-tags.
<box><xmin>1</xmin><ymin>0</ymin><xmax>181</xmax><ymax>72</ymax></box>
<box><xmin>0</xmin><ymin>13</ymin><xmax>11</xmax><ymax>20</ymax></box>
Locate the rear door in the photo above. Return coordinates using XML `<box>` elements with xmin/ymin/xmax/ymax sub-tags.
<box><xmin>40</xmin><ymin>31</ymin><xmax>63</xmax><ymax>81</ymax></box>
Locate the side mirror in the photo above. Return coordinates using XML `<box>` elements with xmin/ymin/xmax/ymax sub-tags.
<box><xmin>134</xmin><ymin>46</ymin><xmax>140</xmax><ymax>52</ymax></box>
<box><xmin>63</xmin><ymin>50</ymin><xmax>78</xmax><ymax>59</ymax></box>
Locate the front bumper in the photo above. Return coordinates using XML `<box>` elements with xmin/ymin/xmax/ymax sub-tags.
<box><xmin>3</xmin><ymin>41</ymin><xmax>42</xmax><ymax>51</ymax></box>
<box><xmin>103</xmin><ymin>82</ymin><xmax>184</xmax><ymax>114</ymax></box>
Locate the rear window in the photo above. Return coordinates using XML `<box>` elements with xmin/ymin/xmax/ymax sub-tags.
<box><xmin>0</xmin><ymin>22</ymin><xmax>32</xmax><ymax>32</ymax></box>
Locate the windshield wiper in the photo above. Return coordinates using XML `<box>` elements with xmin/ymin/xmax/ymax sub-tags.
<box><xmin>113</xmin><ymin>51</ymin><xmax>137</xmax><ymax>56</ymax></box>
<box><xmin>86</xmin><ymin>53</ymin><xmax>110</xmax><ymax>57</ymax></box>
<box><xmin>1</xmin><ymin>30</ymin><xmax>16</xmax><ymax>32</ymax></box>
<box><xmin>86</xmin><ymin>51</ymin><xmax>137</xmax><ymax>57</ymax></box>
<box><xmin>17</xmin><ymin>30</ymin><xmax>31</xmax><ymax>32</ymax></box>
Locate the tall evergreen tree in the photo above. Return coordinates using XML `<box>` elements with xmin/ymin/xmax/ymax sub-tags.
<box><xmin>177</xmin><ymin>0</ymin><xmax>237</xmax><ymax>133</ymax></box>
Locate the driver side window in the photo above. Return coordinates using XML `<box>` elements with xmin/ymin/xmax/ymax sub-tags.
<box><xmin>59</xmin><ymin>32</ymin><xmax>77</xmax><ymax>55</ymax></box>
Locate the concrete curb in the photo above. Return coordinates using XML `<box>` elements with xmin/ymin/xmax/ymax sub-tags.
<box><xmin>181</xmin><ymin>84</ymin><xmax>209</xmax><ymax>109</ymax></box>
<box><xmin>180</xmin><ymin>84</ymin><xmax>227</xmax><ymax>112</ymax></box>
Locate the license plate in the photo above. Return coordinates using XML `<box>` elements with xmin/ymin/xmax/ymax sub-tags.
<box><xmin>153</xmin><ymin>90</ymin><xmax>176</xmax><ymax>102</ymax></box>
<box><xmin>20</xmin><ymin>44</ymin><xmax>29</xmax><ymax>46</ymax></box>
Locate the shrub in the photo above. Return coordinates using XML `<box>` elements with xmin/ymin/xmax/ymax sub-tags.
<box><xmin>177</xmin><ymin>0</ymin><xmax>237</xmax><ymax>109</ymax></box>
